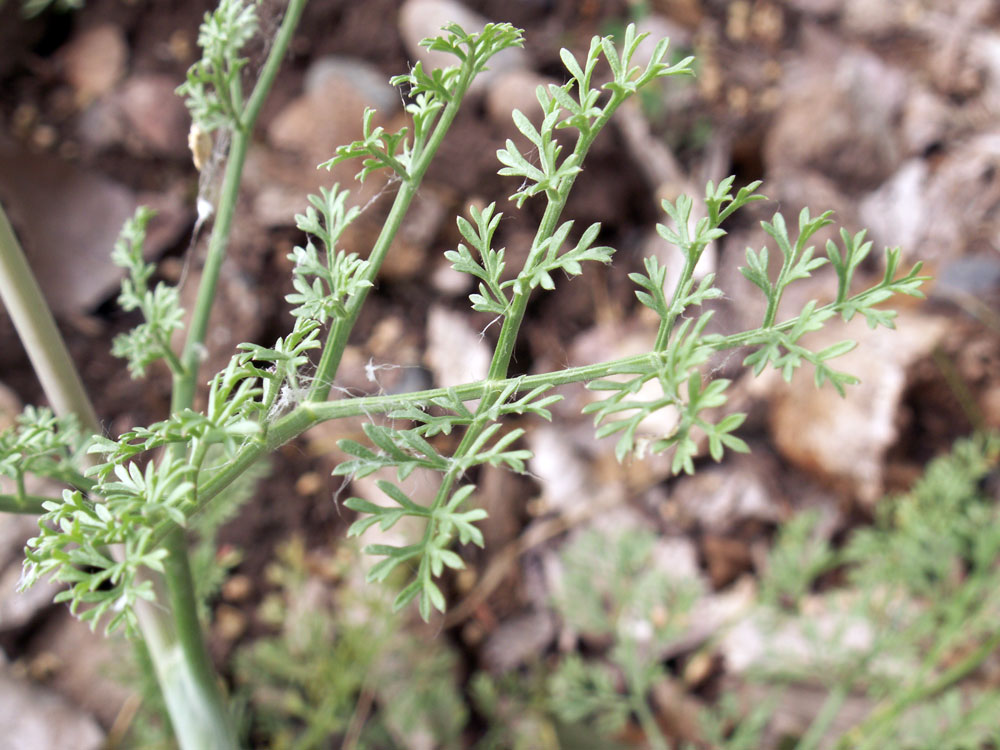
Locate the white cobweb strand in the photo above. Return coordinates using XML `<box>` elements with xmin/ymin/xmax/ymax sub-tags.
<box><xmin>194</xmin><ymin>197</ymin><xmax>215</xmax><ymax>235</ymax></box>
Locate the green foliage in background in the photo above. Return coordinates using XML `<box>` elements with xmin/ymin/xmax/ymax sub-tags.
<box><xmin>1</xmin><ymin>0</ymin><xmax>83</xmax><ymax>18</ymax></box>
<box><xmin>454</xmin><ymin>435</ymin><xmax>1000</xmax><ymax>750</ymax></box>
<box><xmin>727</xmin><ymin>432</ymin><xmax>1000</xmax><ymax>749</ymax></box>
<box><xmin>234</xmin><ymin>539</ymin><xmax>466</xmax><ymax>750</ymax></box>
<box><xmin>548</xmin><ymin>527</ymin><xmax>700</xmax><ymax>750</ymax></box>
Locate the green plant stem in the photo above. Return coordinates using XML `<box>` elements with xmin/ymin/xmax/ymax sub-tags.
<box><xmin>306</xmin><ymin>180</ymin><xmax>417</xmax><ymax>402</ymax></box>
<box><xmin>172</xmin><ymin>279</ymin><xmax>904</xmax><ymax>522</ymax></box>
<box><xmin>412</xmin><ymin>404</ymin><xmax>496</xmax><ymax>606</ymax></box>
<box><xmin>486</xmin><ymin>200</ymin><xmax>559</xmax><ymax>381</ymax></box>
<box><xmin>239</xmin><ymin>0</ymin><xmax>306</xmax><ymax>133</ymax></box>
<box><xmin>762</xmin><ymin>293</ymin><xmax>783</xmax><ymax>329</ymax></box>
<box><xmin>151</xmin><ymin>3</ymin><xmax>307</xmax><ymax>748</ymax></box>
<box><xmin>796</xmin><ymin>683</ymin><xmax>848</xmax><ymax>750</ymax></box>
<box><xmin>171</xmin><ymin>127</ymin><xmax>249</xmax><ymax>413</ymax></box>
<box><xmin>0</xmin><ymin>199</ymin><xmax>238</xmax><ymax>747</ymax></box>
<box><xmin>631</xmin><ymin>689</ymin><xmax>669</xmax><ymax>750</ymax></box>
<box><xmin>0</xmin><ymin>200</ymin><xmax>99</xmax><ymax>431</ymax></box>
<box><xmin>654</xmin><ymin>248</ymin><xmax>699</xmax><ymax>351</ymax></box>
<box><xmin>837</xmin><ymin>627</ymin><xmax>1000</xmax><ymax>750</ymax></box>
<box><xmin>172</xmin><ymin>0</ymin><xmax>307</xmax><ymax>413</ymax></box>
<box><xmin>487</xmin><ymin>103</ymin><xmax>623</xmax><ymax>381</ymax></box>
<box><xmin>0</xmin><ymin>493</ymin><xmax>51</xmax><ymax>514</ymax></box>
<box><xmin>429</xmin><ymin>102</ymin><xmax>616</xmax><ymax>562</ymax></box>
<box><xmin>132</xmin><ymin>545</ymin><xmax>237</xmax><ymax>750</ymax></box>
<box><xmin>413</xmin><ymin>114</ymin><xmax>616</xmax><ymax>582</ymax></box>
<box><xmin>307</xmin><ymin>63</ymin><xmax>478</xmax><ymax>404</ymax></box>
<box><xmin>155</xmin><ymin>330</ymin><xmax>186</xmax><ymax>376</ymax></box>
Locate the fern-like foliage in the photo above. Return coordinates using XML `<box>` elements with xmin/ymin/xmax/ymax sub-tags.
<box><xmin>22</xmin><ymin>481</ymin><xmax>176</xmax><ymax>634</ymax></box>
<box><xmin>322</xmin><ymin>22</ymin><xmax>524</xmax><ymax>182</ymax></box>
<box><xmin>285</xmin><ymin>185</ymin><xmax>369</xmax><ymax>323</ymax></box>
<box><xmin>548</xmin><ymin>528</ymin><xmax>699</xmax><ymax>748</ymax></box>
<box><xmin>175</xmin><ymin>0</ymin><xmax>259</xmax><ymax>132</ymax></box>
<box><xmin>12</xmin><ymin>19</ymin><xmax>928</xmax><ymax>639</ymax></box>
<box><xmin>337</xmin><ymin>417</ymin><xmax>532</xmax><ymax>621</ymax></box>
<box><xmin>583</xmin><ymin>177</ymin><xmax>927</xmax><ymax>471</ymax></box>
<box><xmin>334</xmin><ymin>25</ymin><xmax>927</xmax><ymax>621</ymax></box>
<box><xmin>234</xmin><ymin>540</ymin><xmax>467</xmax><ymax>748</ymax></box>
<box><xmin>110</xmin><ymin>207</ymin><xmax>185</xmax><ymax>378</ymax></box>
<box><xmin>20</xmin><ymin>318</ymin><xmax>321</xmax><ymax>634</ymax></box>
<box><xmin>742</xmin><ymin>434</ymin><xmax>1000</xmax><ymax>749</ymax></box>
<box><xmin>443</xmin><ymin>202</ymin><xmax>511</xmax><ymax>316</ymax></box>
<box><xmin>0</xmin><ymin>407</ymin><xmax>86</xmax><ymax>501</ymax></box>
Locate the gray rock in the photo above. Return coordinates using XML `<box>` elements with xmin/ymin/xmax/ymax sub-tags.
<box><xmin>304</xmin><ymin>56</ymin><xmax>398</xmax><ymax>112</ymax></box>
<box><xmin>899</xmin><ymin>85</ymin><xmax>953</xmax><ymax>156</ymax></box>
<box><xmin>0</xmin><ymin>142</ymin><xmax>190</xmax><ymax>315</ymax></box>
<box><xmin>484</xmin><ymin>69</ymin><xmax>552</xmax><ymax>134</ymax></box>
<box><xmin>969</xmin><ymin>31</ymin><xmax>1000</xmax><ymax>109</ymax></box>
<box><xmin>430</xmin><ymin>259</ymin><xmax>472</xmax><ymax>296</ymax></box>
<box><xmin>764</xmin><ymin>37</ymin><xmax>906</xmax><ymax>188</ymax></box>
<box><xmin>783</xmin><ymin>0</ymin><xmax>841</xmax><ymax>17</ymax></box>
<box><xmin>0</xmin><ymin>670</ymin><xmax>104</xmax><ymax>750</ymax></box>
<box><xmin>480</xmin><ymin>609</ymin><xmax>556</xmax><ymax>672</ymax></box>
<box><xmin>767</xmin><ymin>168</ymin><xmax>857</xmax><ymax>248</ymax></box>
<box><xmin>858</xmin><ymin>158</ymin><xmax>929</xmax><ymax>257</ymax></box>
<box><xmin>935</xmin><ymin>254</ymin><xmax>1000</xmax><ymax>300</ymax></box>
<box><xmin>669</xmin><ymin>454</ymin><xmax>784</xmax><ymax>533</ymax></box>
<box><xmin>25</xmin><ymin>612</ymin><xmax>137</xmax><ymax>728</ymax></box>
<box><xmin>268</xmin><ymin>56</ymin><xmax>399</xmax><ymax>164</ymax></box>
<box><xmin>0</xmin><ymin>514</ymin><xmax>36</xmax><ymax>573</ymax></box>
<box><xmin>841</xmin><ymin>0</ymin><xmax>908</xmax><ymax>36</ymax></box>
<box><xmin>424</xmin><ymin>305</ymin><xmax>491</xmax><ymax>389</ymax></box>
<box><xmin>0</xmin><ymin>565</ymin><xmax>59</xmax><ymax>633</ymax></box>
<box><xmin>862</xmin><ymin>134</ymin><xmax>1000</xmax><ymax>264</ymax></box>
<box><xmin>766</xmin><ymin>313</ymin><xmax>948</xmax><ymax>504</ymax></box>
<box><xmin>633</xmin><ymin>14</ymin><xmax>692</xmax><ymax>67</ymax></box>
<box><xmin>75</xmin><ymin>96</ymin><xmax>125</xmax><ymax>152</ymax></box>
<box><xmin>0</xmin><ymin>483</ymin><xmax>65</xmax><ymax>635</ymax></box>
<box><xmin>59</xmin><ymin>23</ymin><xmax>128</xmax><ymax>107</ymax></box>
<box><xmin>118</xmin><ymin>74</ymin><xmax>190</xmax><ymax>158</ymax></box>
<box><xmin>0</xmin><ymin>147</ymin><xmax>132</xmax><ymax>315</ymax></box>
<box><xmin>527</xmin><ymin>425</ymin><xmax>591</xmax><ymax>515</ymax></box>
<box><xmin>921</xmin><ymin>133</ymin><xmax>1000</xmax><ymax>261</ymax></box>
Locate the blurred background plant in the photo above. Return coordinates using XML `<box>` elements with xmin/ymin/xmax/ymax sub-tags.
<box><xmin>156</xmin><ymin>430</ymin><xmax>1000</xmax><ymax>748</ymax></box>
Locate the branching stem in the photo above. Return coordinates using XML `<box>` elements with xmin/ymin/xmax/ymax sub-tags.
<box><xmin>307</xmin><ymin>61</ymin><xmax>479</xmax><ymax>403</ymax></box>
<box><xmin>169</xmin><ymin>278</ymin><xmax>918</xmax><ymax>529</ymax></box>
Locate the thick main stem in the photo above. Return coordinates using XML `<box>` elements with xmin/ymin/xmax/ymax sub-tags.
<box><xmin>156</xmin><ymin>2</ymin><xmax>308</xmax><ymax>747</ymax></box>
<box><xmin>134</xmin><ymin>531</ymin><xmax>237</xmax><ymax>749</ymax></box>
<box><xmin>0</xmin><ymin>202</ymin><xmax>99</xmax><ymax>429</ymax></box>
<box><xmin>0</xmin><ymin>199</ymin><xmax>238</xmax><ymax>745</ymax></box>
